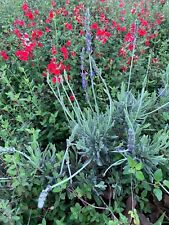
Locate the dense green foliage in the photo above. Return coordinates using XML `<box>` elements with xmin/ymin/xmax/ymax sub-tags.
<box><xmin>0</xmin><ymin>0</ymin><xmax>169</xmax><ymax>224</ymax></box>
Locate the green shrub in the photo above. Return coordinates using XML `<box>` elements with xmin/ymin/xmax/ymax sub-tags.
<box><xmin>0</xmin><ymin>0</ymin><xmax>169</xmax><ymax>224</ymax></box>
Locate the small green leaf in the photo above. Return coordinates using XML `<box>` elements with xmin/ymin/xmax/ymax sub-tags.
<box><xmin>18</xmin><ymin>67</ymin><xmax>25</xmax><ymax>73</ymax></box>
<box><xmin>153</xmin><ymin>188</ymin><xmax>162</xmax><ymax>201</ymax></box>
<box><xmin>141</xmin><ymin>190</ymin><xmax>147</xmax><ymax>198</ymax></box>
<box><xmin>135</xmin><ymin>162</ymin><xmax>143</xmax><ymax>171</ymax></box>
<box><xmin>42</xmin><ymin>218</ymin><xmax>46</xmax><ymax>225</ymax></box>
<box><xmin>154</xmin><ymin>169</ymin><xmax>163</xmax><ymax>182</ymax></box>
<box><xmin>163</xmin><ymin>180</ymin><xmax>169</xmax><ymax>188</ymax></box>
<box><xmin>135</xmin><ymin>171</ymin><xmax>145</xmax><ymax>181</ymax></box>
<box><xmin>108</xmin><ymin>220</ymin><xmax>118</xmax><ymax>225</ymax></box>
<box><xmin>128</xmin><ymin>156</ymin><xmax>137</xmax><ymax>169</ymax></box>
<box><xmin>153</xmin><ymin>212</ymin><xmax>165</xmax><ymax>225</ymax></box>
<box><xmin>95</xmin><ymin>181</ymin><xmax>107</xmax><ymax>190</ymax></box>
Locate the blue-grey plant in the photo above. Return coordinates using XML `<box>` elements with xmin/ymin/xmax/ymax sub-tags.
<box><xmin>84</xmin><ymin>8</ymin><xmax>92</xmax><ymax>55</ymax></box>
<box><xmin>37</xmin><ymin>7</ymin><xmax>169</xmax><ymax>208</ymax></box>
<box><xmin>40</xmin><ymin>54</ymin><xmax>169</xmax><ymax>210</ymax></box>
<box><xmin>80</xmin><ymin>47</ymin><xmax>88</xmax><ymax>90</ymax></box>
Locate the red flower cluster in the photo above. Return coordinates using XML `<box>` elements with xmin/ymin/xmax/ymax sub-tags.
<box><xmin>13</xmin><ymin>19</ymin><xmax>25</xmax><ymax>27</ymax></box>
<box><xmin>60</xmin><ymin>46</ymin><xmax>68</xmax><ymax>60</ymax></box>
<box><xmin>124</xmin><ymin>32</ymin><xmax>134</xmax><ymax>43</ymax></box>
<box><xmin>138</xmin><ymin>28</ymin><xmax>147</xmax><ymax>37</ymax></box>
<box><xmin>22</xmin><ymin>2</ymin><xmax>29</xmax><ymax>12</ymax></box>
<box><xmin>2</xmin><ymin>0</ymin><xmax>165</xmax><ymax>85</ymax></box>
<box><xmin>15</xmin><ymin>50</ymin><xmax>29</xmax><ymax>61</ymax></box>
<box><xmin>0</xmin><ymin>50</ymin><xmax>9</xmax><ymax>61</ymax></box>
<box><xmin>65</xmin><ymin>23</ymin><xmax>73</xmax><ymax>30</ymax></box>
<box><xmin>96</xmin><ymin>28</ymin><xmax>111</xmax><ymax>44</ymax></box>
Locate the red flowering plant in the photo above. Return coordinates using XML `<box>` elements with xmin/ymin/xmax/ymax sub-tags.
<box><xmin>0</xmin><ymin>0</ymin><xmax>168</xmax><ymax>146</ymax></box>
<box><xmin>88</xmin><ymin>0</ymin><xmax>168</xmax><ymax>86</ymax></box>
<box><xmin>0</xmin><ymin>0</ymin><xmax>168</xmax><ymax>89</ymax></box>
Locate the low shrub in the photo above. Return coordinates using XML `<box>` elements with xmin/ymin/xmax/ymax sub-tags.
<box><xmin>0</xmin><ymin>0</ymin><xmax>169</xmax><ymax>224</ymax></box>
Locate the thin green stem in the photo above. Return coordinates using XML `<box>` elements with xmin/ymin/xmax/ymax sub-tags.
<box><xmin>51</xmin><ymin>159</ymin><xmax>91</xmax><ymax>189</ymax></box>
<box><xmin>159</xmin><ymin>182</ymin><xmax>169</xmax><ymax>195</ymax></box>
<box><xmin>47</xmin><ymin>75</ymin><xmax>75</xmax><ymax>123</ymax></box>
<box><xmin>89</xmin><ymin>55</ymin><xmax>99</xmax><ymax>114</ymax></box>
<box><xmin>60</xmin><ymin>79</ymin><xmax>83</xmax><ymax>125</ymax></box>
<box><xmin>91</xmin><ymin>57</ymin><xmax>113</xmax><ymax>129</ymax></box>
<box><xmin>103</xmin><ymin>158</ymin><xmax>127</xmax><ymax>177</ymax></box>
<box><xmin>127</xmin><ymin>20</ymin><xmax>138</xmax><ymax>93</ymax></box>
<box><xmin>134</xmin><ymin>75</ymin><xmax>147</xmax><ymax>122</ymax></box>
<box><xmin>63</xmin><ymin>71</ymin><xmax>85</xmax><ymax>121</ymax></box>
<box><xmin>143</xmin><ymin>101</ymin><xmax>169</xmax><ymax>117</ymax></box>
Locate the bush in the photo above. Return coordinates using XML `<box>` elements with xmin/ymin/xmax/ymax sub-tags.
<box><xmin>0</xmin><ymin>0</ymin><xmax>169</xmax><ymax>224</ymax></box>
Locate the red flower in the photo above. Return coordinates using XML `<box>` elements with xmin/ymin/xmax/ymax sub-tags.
<box><xmin>116</xmin><ymin>24</ymin><xmax>121</xmax><ymax>31</ymax></box>
<box><xmin>22</xmin><ymin>2</ymin><xmax>29</xmax><ymax>12</ymax></box>
<box><xmin>52</xmin><ymin>76</ymin><xmax>62</xmax><ymax>84</ymax></box>
<box><xmin>121</xmin><ymin>65</ymin><xmax>127</xmax><ymax>72</ymax></box>
<box><xmin>119</xmin><ymin>1</ymin><xmax>125</xmax><ymax>8</ymax></box>
<box><xmin>69</xmin><ymin>95</ymin><xmax>75</xmax><ymax>101</ymax></box>
<box><xmin>65</xmin><ymin>23</ymin><xmax>73</xmax><ymax>30</ymax></box>
<box><xmin>100</xmin><ymin>13</ymin><xmax>106</xmax><ymax>22</ymax></box>
<box><xmin>60</xmin><ymin>46</ymin><xmax>68</xmax><ymax>60</ymax></box>
<box><xmin>71</xmin><ymin>51</ymin><xmax>76</xmax><ymax>57</ymax></box>
<box><xmin>45</xmin><ymin>27</ymin><xmax>51</xmax><ymax>33</ymax></box>
<box><xmin>152</xmin><ymin>58</ymin><xmax>159</xmax><ymax>64</ymax></box>
<box><xmin>51</xmin><ymin>46</ymin><xmax>57</xmax><ymax>55</ymax></box>
<box><xmin>65</xmin><ymin>40</ymin><xmax>71</xmax><ymax>47</ymax></box>
<box><xmin>124</xmin><ymin>32</ymin><xmax>134</xmax><ymax>42</ymax></box>
<box><xmin>156</xmin><ymin>19</ymin><xmax>163</xmax><ymax>25</ymax></box>
<box><xmin>24</xmin><ymin>33</ymin><xmax>29</xmax><ymax>39</ymax></box>
<box><xmin>25</xmin><ymin>11</ymin><xmax>34</xmax><ymax>20</ymax></box>
<box><xmin>145</xmin><ymin>39</ymin><xmax>150</xmax><ymax>46</ymax></box>
<box><xmin>58</xmin><ymin>61</ymin><xmax>66</xmax><ymax>71</ymax></box>
<box><xmin>0</xmin><ymin>50</ymin><xmax>9</xmax><ymax>61</ymax></box>
<box><xmin>37</xmin><ymin>42</ymin><xmax>43</xmax><ymax>47</ymax></box>
<box><xmin>140</xmin><ymin>18</ymin><xmax>148</xmax><ymax>27</ymax></box>
<box><xmin>42</xmin><ymin>71</ymin><xmax>47</xmax><ymax>77</ymax></box>
<box><xmin>120</xmin><ymin>17</ymin><xmax>125</xmax><ymax>22</ymax></box>
<box><xmin>14</xmin><ymin>19</ymin><xmax>25</xmax><ymax>27</ymax></box>
<box><xmin>96</xmin><ymin>29</ymin><xmax>105</xmax><ymax>36</ymax></box>
<box><xmin>130</xmin><ymin>8</ymin><xmax>136</xmax><ymax>14</ymax></box>
<box><xmin>27</xmin><ymin>22</ymin><xmax>36</xmax><ymax>27</ymax></box>
<box><xmin>47</xmin><ymin>62</ymin><xmax>61</xmax><ymax>75</ymax></box>
<box><xmin>31</xmin><ymin>29</ymin><xmax>43</xmax><ymax>40</ymax></box>
<box><xmin>138</xmin><ymin>28</ymin><xmax>147</xmax><ymax>37</ymax></box>
<box><xmin>79</xmin><ymin>30</ymin><xmax>84</xmax><ymax>36</ymax></box>
<box><xmin>46</xmin><ymin>19</ymin><xmax>50</xmax><ymax>23</ymax></box>
<box><xmin>13</xmin><ymin>28</ymin><xmax>22</xmax><ymax>39</ymax></box>
<box><xmin>49</xmin><ymin>10</ymin><xmax>55</xmax><ymax>19</ymax></box>
<box><xmin>119</xmin><ymin>47</ymin><xmax>126</xmax><ymax>57</ymax></box>
<box><xmin>91</xmin><ymin>22</ymin><xmax>98</xmax><ymax>30</ymax></box>
<box><xmin>121</xmin><ymin>26</ymin><xmax>126</xmax><ymax>32</ymax></box>
<box><xmin>15</xmin><ymin>50</ymin><xmax>29</xmax><ymax>61</ymax></box>
<box><xmin>130</xmin><ymin>23</ymin><xmax>136</xmax><ymax>33</ymax></box>
<box><xmin>128</xmin><ymin>43</ymin><xmax>136</xmax><ymax>51</ymax></box>
<box><xmin>34</xmin><ymin>9</ymin><xmax>39</xmax><ymax>15</ymax></box>
<box><xmin>51</xmin><ymin>0</ymin><xmax>56</xmax><ymax>7</ymax></box>
<box><xmin>61</xmin><ymin>9</ymin><xmax>68</xmax><ymax>16</ymax></box>
<box><xmin>65</xmin><ymin>64</ymin><xmax>70</xmax><ymax>71</ymax></box>
<box><xmin>96</xmin><ymin>28</ymin><xmax>111</xmax><ymax>44</ymax></box>
<box><xmin>112</xmin><ymin>20</ymin><xmax>117</xmax><ymax>28</ymax></box>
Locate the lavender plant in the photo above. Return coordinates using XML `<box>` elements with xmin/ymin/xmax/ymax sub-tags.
<box><xmin>39</xmin><ymin>53</ymin><xmax>169</xmax><ymax>211</ymax></box>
